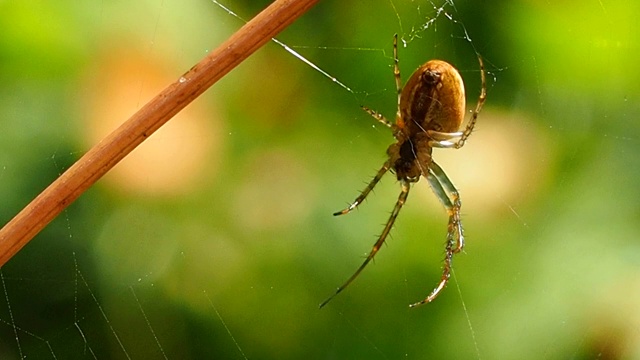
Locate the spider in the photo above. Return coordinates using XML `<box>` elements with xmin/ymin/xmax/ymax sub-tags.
<box><xmin>320</xmin><ymin>34</ymin><xmax>486</xmax><ymax>308</ymax></box>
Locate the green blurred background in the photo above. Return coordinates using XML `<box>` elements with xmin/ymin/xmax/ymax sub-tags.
<box><xmin>1</xmin><ymin>0</ymin><xmax>639</xmax><ymax>358</ymax></box>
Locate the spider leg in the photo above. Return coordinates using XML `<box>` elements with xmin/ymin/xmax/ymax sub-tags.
<box><xmin>410</xmin><ymin>161</ymin><xmax>463</xmax><ymax>307</ymax></box>
<box><xmin>320</xmin><ymin>180</ymin><xmax>410</xmax><ymax>308</ymax></box>
<box><xmin>453</xmin><ymin>55</ymin><xmax>487</xmax><ymax>149</ymax></box>
<box><xmin>426</xmin><ymin>130</ymin><xmax>464</xmax><ymax>148</ymax></box>
<box><xmin>333</xmin><ymin>161</ymin><xmax>391</xmax><ymax>216</ymax></box>
<box><xmin>361</xmin><ymin>106</ymin><xmax>393</xmax><ymax>129</ymax></box>
<box><xmin>426</xmin><ymin>55</ymin><xmax>486</xmax><ymax>149</ymax></box>
<box><xmin>358</xmin><ymin>34</ymin><xmax>402</xmax><ymax>132</ymax></box>
<box><xmin>393</xmin><ymin>34</ymin><xmax>402</xmax><ymax>110</ymax></box>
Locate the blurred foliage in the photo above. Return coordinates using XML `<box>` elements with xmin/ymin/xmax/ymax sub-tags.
<box><xmin>0</xmin><ymin>0</ymin><xmax>639</xmax><ymax>359</ymax></box>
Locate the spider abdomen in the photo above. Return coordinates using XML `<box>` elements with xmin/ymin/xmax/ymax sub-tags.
<box><xmin>399</xmin><ymin>60</ymin><xmax>466</xmax><ymax>134</ymax></box>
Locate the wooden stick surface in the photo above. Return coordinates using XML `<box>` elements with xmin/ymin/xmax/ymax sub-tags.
<box><xmin>0</xmin><ymin>0</ymin><xmax>319</xmax><ymax>267</ymax></box>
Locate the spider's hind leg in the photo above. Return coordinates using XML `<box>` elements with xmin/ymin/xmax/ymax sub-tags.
<box><xmin>429</xmin><ymin>55</ymin><xmax>487</xmax><ymax>150</ymax></box>
<box><xmin>358</xmin><ymin>33</ymin><xmax>403</xmax><ymax>133</ymax></box>
<box><xmin>361</xmin><ymin>106</ymin><xmax>393</xmax><ymax>129</ymax></box>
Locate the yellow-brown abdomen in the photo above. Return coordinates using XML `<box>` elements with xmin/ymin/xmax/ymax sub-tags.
<box><xmin>398</xmin><ymin>60</ymin><xmax>465</xmax><ymax>134</ymax></box>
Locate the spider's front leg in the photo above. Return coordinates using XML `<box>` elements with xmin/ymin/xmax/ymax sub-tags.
<box><xmin>411</xmin><ymin>161</ymin><xmax>464</xmax><ymax>307</ymax></box>
<box><xmin>427</xmin><ymin>161</ymin><xmax>464</xmax><ymax>252</ymax></box>
<box><xmin>321</xmin><ymin>180</ymin><xmax>411</xmax><ymax>308</ymax></box>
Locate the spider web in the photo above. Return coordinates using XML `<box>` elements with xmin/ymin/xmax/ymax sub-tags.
<box><xmin>0</xmin><ymin>0</ymin><xmax>638</xmax><ymax>359</ymax></box>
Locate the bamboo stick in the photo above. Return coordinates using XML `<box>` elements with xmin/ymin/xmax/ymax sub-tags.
<box><xmin>0</xmin><ymin>0</ymin><xmax>320</xmax><ymax>266</ymax></box>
